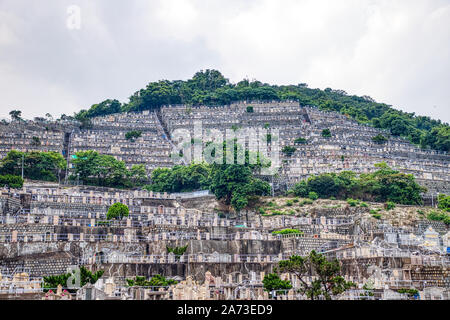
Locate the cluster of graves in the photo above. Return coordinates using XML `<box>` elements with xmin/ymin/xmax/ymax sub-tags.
<box><xmin>69</xmin><ymin>111</ymin><xmax>173</xmax><ymax>171</ymax></box>
<box><xmin>0</xmin><ymin>183</ymin><xmax>448</xmax><ymax>300</ymax></box>
<box><xmin>0</xmin><ymin>102</ymin><xmax>448</xmax><ymax>299</ymax></box>
<box><xmin>1</xmin><ymin>102</ymin><xmax>448</xmax><ymax>197</ymax></box>
<box><xmin>159</xmin><ymin>102</ymin><xmax>449</xmax><ymax>195</ymax></box>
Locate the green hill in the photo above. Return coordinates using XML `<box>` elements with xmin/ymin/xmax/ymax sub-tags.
<box><xmin>75</xmin><ymin>69</ymin><xmax>449</xmax><ymax>152</ymax></box>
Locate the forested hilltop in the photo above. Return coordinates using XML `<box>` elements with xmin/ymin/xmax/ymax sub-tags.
<box><xmin>75</xmin><ymin>69</ymin><xmax>449</xmax><ymax>152</ymax></box>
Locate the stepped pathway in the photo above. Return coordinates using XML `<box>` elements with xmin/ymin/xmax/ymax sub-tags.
<box><xmin>154</xmin><ymin>110</ymin><xmax>186</xmax><ymax>165</ymax></box>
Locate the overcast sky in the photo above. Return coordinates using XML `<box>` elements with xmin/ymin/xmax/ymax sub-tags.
<box><xmin>0</xmin><ymin>0</ymin><xmax>449</xmax><ymax>123</ymax></box>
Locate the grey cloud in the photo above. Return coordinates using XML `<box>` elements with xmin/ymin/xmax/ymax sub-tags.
<box><xmin>0</xmin><ymin>0</ymin><xmax>448</xmax><ymax>123</ymax></box>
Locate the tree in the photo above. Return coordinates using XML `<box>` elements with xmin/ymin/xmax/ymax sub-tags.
<box><xmin>107</xmin><ymin>202</ymin><xmax>129</xmax><ymax>220</ymax></box>
<box><xmin>128</xmin><ymin>164</ymin><xmax>147</xmax><ymax>186</ymax></box>
<box><xmin>9</xmin><ymin>110</ymin><xmax>22</xmax><ymax>121</ymax></box>
<box><xmin>0</xmin><ymin>174</ymin><xmax>24</xmax><ymax>189</ymax></box>
<box><xmin>166</xmin><ymin>245</ymin><xmax>188</xmax><ymax>261</ymax></box>
<box><xmin>438</xmin><ymin>194</ymin><xmax>450</xmax><ymax>212</ymax></box>
<box><xmin>372</xmin><ymin>134</ymin><xmax>388</xmax><ymax>144</ymax></box>
<box><xmin>277</xmin><ymin>251</ymin><xmax>355</xmax><ymax>300</ymax></box>
<box><xmin>125</xmin><ymin>130</ymin><xmax>142</xmax><ymax>141</ymax></box>
<box><xmin>321</xmin><ymin>129</ymin><xmax>331</xmax><ymax>138</ymax></box>
<box><xmin>281</xmin><ymin>146</ymin><xmax>296</xmax><ymax>157</ymax></box>
<box><xmin>0</xmin><ymin>150</ymin><xmax>66</xmax><ymax>182</ymax></box>
<box><xmin>262</xmin><ymin>273</ymin><xmax>292</xmax><ymax>298</ymax></box>
<box><xmin>126</xmin><ymin>275</ymin><xmax>177</xmax><ymax>289</ymax></box>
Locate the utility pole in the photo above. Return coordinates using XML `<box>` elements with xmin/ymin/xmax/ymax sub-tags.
<box><xmin>21</xmin><ymin>153</ymin><xmax>24</xmax><ymax>179</ymax></box>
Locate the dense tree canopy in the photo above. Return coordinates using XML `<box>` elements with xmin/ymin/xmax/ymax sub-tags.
<box><xmin>290</xmin><ymin>162</ymin><xmax>426</xmax><ymax>205</ymax></box>
<box><xmin>75</xmin><ymin>69</ymin><xmax>450</xmax><ymax>152</ymax></box>
<box><xmin>70</xmin><ymin>150</ymin><xmax>148</xmax><ymax>188</ymax></box>
<box><xmin>106</xmin><ymin>202</ymin><xmax>129</xmax><ymax>220</ymax></box>
<box><xmin>145</xmin><ymin>141</ymin><xmax>271</xmax><ymax>212</ymax></box>
<box><xmin>0</xmin><ymin>150</ymin><xmax>66</xmax><ymax>182</ymax></box>
<box><xmin>146</xmin><ymin>163</ymin><xmax>211</xmax><ymax>193</ymax></box>
<box><xmin>277</xmin><ymin>250</ymin><xmax>354</xmax><ymax>300</ymax></box>
<box><xmin>0</xmin><ymin>174</ymin><xmax>24</xmax><ymax>189</ymax></box>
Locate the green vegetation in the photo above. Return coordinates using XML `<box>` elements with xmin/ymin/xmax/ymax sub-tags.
<box><xmin>146</xmin><ymin>141</ymin><xmax>271</xmax><ymax>212</ymax></box>
<box><xmin>41</xmin><ymin>266</ymin><xmax>104</xmax><ymax>292</ymax></box>
<box><xmin>372</xmin><ymin>134</ymin><xmax>388</xmax><ymax>144</ymax></box>
<box><xmin>106</xmin><ymin>202</ymin><xmax>129</xmax><ymax>220</ymax></box>
<box><xmin>360</xmin><ymin>282</ymin><xmax>375</xmax><ymax>299</ymax></box>
<box><xmin>0</xmin><ymin>150</ymin><xmax>66</xmax><ymax>182</ymax></box>
<box><xmin>385</xmin><ymin>201</ymin><xmax>396</xmax><ymax>210</ymax></box>
<box><xmin>246</xmin><ymin>106</ymin><xmax>254</xmax><ymax>113</ymax></box>
<box><xmin>126</xmin><ymin>275</ymin><xmax>177</xmax><ymax>289</ymax></box>
<box><xmin>9</xmin><ymin>110</ymin><xmax>22</xmax><ymax>121</ymax></box>
<box><xmin>277</xmin><ymin>251</ymin><xmax>355</xmax><ymax>300</ymax></box>
<box><xmin>397</xmin><ymin>288</ymin><xmax>419</xmax><ymax>298</ymax></box>
<box><xmin>294</xmin><ymin>137</ymin><xmax>307</xmax><ymax>144</ymax></box>
<box><xmin>31</xmin><ymin>136</ymin><xmax>41</xmax><ymax>146</ymax></box>
<box><xmin>346</xmin><ymin>198</ymin><xmax>359</xmax><ymax>207</ymax></box>
<box><xmin>427</xmin><ymin>210</ymin><xmax>450</xmax><ymax>225</ymax></box>
<box><xmin>125</xmin><ymin>130</ymin><xmax>142</xmax><ymax>141</ymax></box>
<box><xmin>372</xmin><ymin>213</ymin><xmax>382</xmax><ymax>220</ymax></box>
<box><xmin>272</xmin><ymin>229</ymin><xmax>303</xmax><ymax>235</ymax></box>
<box><xmin>74</xmin><ymin>69</ymin><xmax>449</xmax><ymax>152</ymax></box>
<box><xmin>75</xmin><ymin>99</ymin><xmax>121</xmax><ymax>119</ymax></box>
<box><xmin>437</xmin><ymin>194</ymin><xmax>450</xmax><ymax>212</ymax></box>
<box><xmin>262</xmin><ymin>273</ymin><xmax>292</xmax><ymax>298</ymax></box>
<box><xmin>70</xmin><ymin>150</ymin><xmax>147</xmax><ymax>188</ymax></box>
<box><xmin>166</xmin><ymin>245</ymin><xmax>188</xmax><ymax>261</ymax></box>
<box><xmin>0</xmin><ymin>174</ymin><xmax>24</xmax><ymax>189</ymax></box>
<box><xmin>308</xmin><ymin>191</ymin><xmax>319</xmax><ymax>200</ymax></box>
<box><xmin>321</xmin><ymin>129</ymin><xmax>332</xmax><ymax>138</ymax></box>
<box><xmin>145</xmin><ymin>163</ymin><xmax>210</xmax><ymax>193</ymax></box>
<box><xmin>289</xmin><ymin>162</ymin><xmax>426</xmax><ymax>205</ymax></box>
<box><xmin>282</xmin><ymin>146</ymin><xmax>296</xmax><ymax>156</ymax></box>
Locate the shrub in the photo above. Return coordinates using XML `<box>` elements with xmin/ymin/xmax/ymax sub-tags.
<box><xmin>272</xmin><ymin>229</ymin><xmax>303</xmax><ymax>235</ymax></box>
<box><xmin>386</xmin><ymin>201</ymin><xmax>396</xmax><ymax>210</ymax></box>
<box><xmin>262</xmin><ymin>273</ymin><xmax>292</xmax><ymax>297</ymax></box>
<box><xmin>301</xmin><ymin>199</ymin><xmax>314</xmax><ymax>205</ymax></box>
<box><xmin>308</xmin><ymin>192</ymin><xmax>318</xmax><ymax>200</ymax></box>
<box><xmin>107</xmin><ymin>202</ymin><xmax>129</xmax><ymax>220</ymax></box>
<box><xmin>246</xmin><ymin>106</ymin><xmax>254</xmax><ymax>113</ymax></box>
<box><xmin>372</xmin><ymin>134</ymin><xmax>388</xmax><ymax>144</ymax></box>
<box><xmin>427</xmin><ymin>210</ymin><xmax>449</xmax><ymax>224</ymax></box>
<box><xmin>286</xmin><ymin>200</ymin><xmax>294</xmax><ymax>206</ymax></box>
<box><xmin>360</xmin><ymin>202</ymin><xmax>368</xmax><ymax>207</ymax></box>
<box><xmin>125</xmin><ymin>130</ymin><xmax>142</xmax><ymax>141</ymax></box>
<box><xmin>294</xmin><ymin>137</ymin><xmax>307</xmax><ymax>144</ymax></box>
<box><xmin>258</xmin><ymin>208</ymin><xmax>266</xmax><ymax>215</ymax></box>
<box><xmin>282</xmin><ymin>146</ymin><xmax>296</xmax><ymax>156</ymax></box>
<box><xmin>321</xmin><ymin>129</ymin><xmax>331</xmax><ymax>137</ymax></box>
<box><xmin>291</xmin><ymin>181</ymin><xmax>309</xmax><ymax>197</ymax></box>
<box><xmin>347</xmin><ymin>198</ymin><xmax>359</xmax><ymax>207</ymax></box>
<box><xmin>0</xmin><ymin>174</ymin><xmax>24</xmax><ymax>189</ymax></box>
<box><xmin>166</xmin><ymin>245</ymin><xmax>188</xmax><ymax>261</ymax></box>
<box><xmin>437</xmin><ymin>194</ymin><xmax>450</xmax><ymax>212</ymax></box>
<box><xmin>372</xmin><ymin>214</ymin><xmax>382</xmax><ymax>220</ymax></box>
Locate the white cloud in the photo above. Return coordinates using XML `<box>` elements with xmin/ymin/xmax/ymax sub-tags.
<box><xmin>0</xmin><ymin>0</ymin><xmax>448</xmax><ymax>122</ymax></box>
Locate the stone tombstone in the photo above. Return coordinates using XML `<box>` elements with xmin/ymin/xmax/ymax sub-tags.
<box><xmin>11</xmin><ymin>230</ymin><xmax>18</xmax><ymax>242</ymax></box>
<box><xmin>423</xmin><ymin>226</ymin><xmax>440</xmax><ymax>248</ymax></box>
